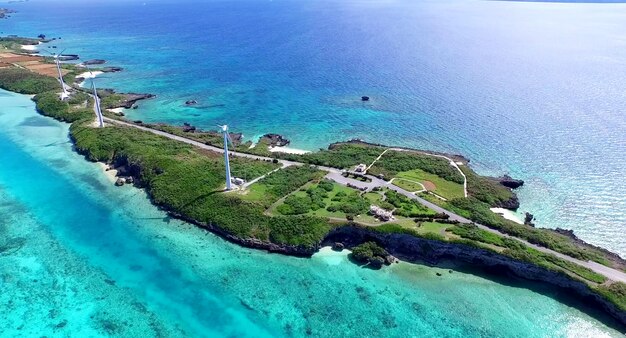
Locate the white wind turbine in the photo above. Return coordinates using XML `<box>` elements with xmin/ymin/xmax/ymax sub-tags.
<box><xmin>218</xmin><ymin>124</ymin><xmax>233</xmax><ymax>190</ymax></box>
<box><xmin>46</xmin><ymin>49</ymin><xmax>70</xmax><ymax>100</ymax></box>
<box><xmin>85</xmin><ymin>65</ymin><xmax>104</xmax><ymax>128</ymax></box>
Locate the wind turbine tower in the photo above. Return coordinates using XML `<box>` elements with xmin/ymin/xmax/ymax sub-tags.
<box><xmin>219</xmin><ymin>125</ymin><xmax>233</xmax><ymax>190</ymax></box>
<box><xmin>86</xmin><ymin>66</ymin><xmax>104</xmax><ymax>128</ymax></box>
<box><xmin>48</xmin><ymin>49</ymin><xmax>69</xmax><ymax>100</ymax></box>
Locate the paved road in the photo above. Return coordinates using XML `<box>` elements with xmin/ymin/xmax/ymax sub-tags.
<box><xmin>102</xmin><ymin>117</ymin><xmax>626</xmax><ymax>283</ymax></box>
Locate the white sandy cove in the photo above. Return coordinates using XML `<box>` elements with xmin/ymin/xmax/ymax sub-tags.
<box><xmin>77</xmin><ymin>71</ymin><xmax>103</xmax><ymax>80</ymax></box>
<box><xmin>96</xmin><ymin>162</ymin><xmax>118</xmax><ymax>183</ymax></box>
<box><xmin>76</xmin><ymin>71</ymin><xmax>104</xmax><ymax>88</ymax></box>
<box><xmin>21</xmin><ymin>44</ymin><xmax>39</xmax><ymax>51</ymax></box>
<box><xmin>490</xmin><ymin>208</ymin><xmax>524</xmax><ymax>224</ymax></box>
<box><xmin>108</xmin><ymin>107</ymin><xmax>124</xmax><ymax>114</ymax></box>
<box><xmin>268</xmin><ymin>146</ymin><xmax>310</xmax><ymax>155</ymax></box>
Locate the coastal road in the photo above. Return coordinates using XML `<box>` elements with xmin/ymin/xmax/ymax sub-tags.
<box><xmin>101</xmin><ymin>117</ymin><xmax>626</xmax><ymax>283</ymax></box>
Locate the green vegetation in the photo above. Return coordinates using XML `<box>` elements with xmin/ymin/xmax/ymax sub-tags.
<box><xmin>449</xmin><ymin>223</ymin><xmax>505</xmax><ymax>247</ymax></box>
<box><xmin>368</xmin><ymin>150</ymin><xmax>464</xmax><ymax>183</ymax></box>
<box><xmin>450</xmin><ymin>224</ymin><xmax>607</xmax><ymax>283</ymax></box>
<box><xmin>384</xmin><ymin>190</ymin><xmax>435</xmax><ymax>218</ymax></box>
<box><xmin>350</xmin><ymin>241</ymin><xmax>390</xmax><ymax>268</ymax></box>
<box><xmin>503</xmin><ymin>242</ymin><xmax>607</xmax><ymax>284</ymax></box>
<box><xmin>460</xmin><ymin>166</ymin><xmax>514</xmax><ymax>207</ymax></box>
<box><xmin>34</xmin><ymin>91</ymin><xmax>92</xmax><ymax>122</ymax></box>
<box><xmin>363</xmin><ymin>191</ymin><xmax>384</xmax><ymax>205</ymax></box>
<box><xmin>0</xmin><ymin>68</ymin><xmax>60</xmax><ymax>94</ymax></box>
<box><xmin>416</xmin><ymin>221</ymin><xmax>453</xmax><ymax>237</ymax></box>
<box><xmin>396</xmin><ymin>169</ymin><xmax>464</xmax><ymax>199</ymax></box>
<box><xmin>280</xmin><ymin>143</ymin><xmax>384</xmax><ymax>169</ymax></box>
<box><xmin>70</xmin><ymin>122</ymin><xmax>333</xmax><ymax>247</ymax></box>
<box><xmin>274</xmin><ymin>180</ymin><xmax>372</xmax><ymax>222</ymax></box>
<box><xmin>447</xmin><ymin>198</ymin><xmax>615</xmax><ymax>267</ymax></box>
<box><xmin>596</xmin><ymin>282</ymin><xmax>626</xmax><ymax>312</ymax></box>
<box><xmin>392</xmin><ymin>178</ymin><xmax>424</xmax><ymax>192</ymax></box>
<box><xmin>244</xmin><ymin>166</ymin><xmax>324</xmax><ymax>207</ymax></box>
<box><xmin>0</xmin><ymin>36</ymin><xmax>40</xmax><ymax>50</ymax></box>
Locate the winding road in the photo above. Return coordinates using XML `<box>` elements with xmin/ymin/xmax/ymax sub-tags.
<box><xmin>101</xmin><ymin>117</ymin><xmax>626</xmax><ymax>283</ymax></box>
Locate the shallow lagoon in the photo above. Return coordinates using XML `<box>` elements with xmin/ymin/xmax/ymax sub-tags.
<box><xmin>0</xmin><ymin>90</ymin><xmax>622</xmax><ymax>336</ymax></box>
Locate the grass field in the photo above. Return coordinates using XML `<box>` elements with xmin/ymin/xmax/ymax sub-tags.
<box><xmin>363</xmin><ymin>191</ymin><xmax>384</xmax><ymax>205</ymax></box>
<box><xmin>392</xmin><ymin>178</ymin><xmax>425</xmax><ymax>192</ymax></box>
<box><xmin>396</xmin><ymin>169</ymin><xmax>464</xmax><ymax>200</ymax></box>
<box><xmin>418</xmin><ymin>221</ymin><xmax>452</xmax><ymax>234</ymax></box>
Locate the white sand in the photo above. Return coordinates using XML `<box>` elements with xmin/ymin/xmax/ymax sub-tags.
<box><xmin>108</xmin><ymin>107</ymin><xmax>125</xmax><ymax>114</ymax></box>
<box><xmin>76</xmin><ymin>71</ymin><xmax>103</xmax><ymax>80</ymax></box>
<box><xmin>268</xmin><ymin>146</ymin><xmax>310</xmax><ymax>155</ymax></box>
<box><xmin>96</xmin><ymin>162</ymin><xmax>118</xmax><ymax>183</ymax></box>
<box><xmin>312</xmin><ymin>246</ymin><xmax>351</xmax><ymax>266</ymax></box>
<box><xmin>490</xmin><ymin>208</ymin><xmax>524</xmax><ymax>224</ymax></box>
<box><xmin>21</xmin><ymin>44</ymin><xmax>38</xmax><ymax>51</ymax></box>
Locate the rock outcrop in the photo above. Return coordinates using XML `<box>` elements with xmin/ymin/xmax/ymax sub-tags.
<box><xmin>0</xmin><ymin>8</ymin><xmax>15</xmax><ymax>19</ymax></box>
<box><xmin>82</xmin><ymin>59</ymin><xmax>106</xmax><ymax>65</ymax></box>
<box><xmin>57</xmin><ymin>54</ymin><xmax>79</xmax><ymax>61</ymax></box>
<box><xmin>499</xmin><ymin>175</ymin><xmax>525</xmax><ymax>189</ymax></box>
<box><xmin>524</xmin><ymin>212</ymin><xmax>535</xmax><ymax>226</ymax></box>
<box><xmin>99</xmin><ymin>89</ymin><xmax>156</xmax><ymax>109</ymax></box>
<box><xmin>182</xmin><ymin>122</ymin><xmax>196</xmax><ymax>133</ymax></box>
<box><xmin>101</xmin><ymin>66</ymin><xmax>123</xmax><ymax>73</ymax></box>
<box><xmin>261</xmin><ymin>133</ymin><xmax>290</xmax><ymax>147</ymax></box>
<box><xmin>494</xmin><ymin>195</ymin><xmax>520</xmax><ymax>210</ymax></box>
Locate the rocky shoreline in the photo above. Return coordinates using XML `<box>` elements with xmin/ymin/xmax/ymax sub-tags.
<box><xmin>69</xmin><ymin>147</ymin><xmax>626</xmax><ymax>328</ymax></box>
<box><xmin>325</xmin><ymin>226</ymin><xmax>626</xmax><ymax>328</ymax></box>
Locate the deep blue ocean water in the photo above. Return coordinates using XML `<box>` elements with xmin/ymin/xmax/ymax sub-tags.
<box><xmin>1</xmin><ymin>0</ymin><xmax>626</xmax><ymax>336</ymax></box>
<box><xmin>2</xmin><ymin>0</ymin><xmax>624</xmax><ymax>256</ymax></box>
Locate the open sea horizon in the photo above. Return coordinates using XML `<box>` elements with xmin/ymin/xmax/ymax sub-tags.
<box><xmin>1</xmin><ymin>0</ymin><xmax>625</xmax><ymax>336</ymax></box>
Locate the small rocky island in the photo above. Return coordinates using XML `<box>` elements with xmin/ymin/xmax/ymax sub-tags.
<box><xmin>0</xmin><ymin>8</ymin><xmax>15</xmax><ymax>19</ymax></box>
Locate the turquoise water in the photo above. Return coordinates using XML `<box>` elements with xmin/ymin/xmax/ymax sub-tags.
<box><xmin>0</xmin><ymin>90</ymin><xmax>623</xmax><ymax>336</ymax></box>
<box><xmin>3</xmin><ymin>0</ymin><xmax>625</xmax><ymax>257</ymax></box>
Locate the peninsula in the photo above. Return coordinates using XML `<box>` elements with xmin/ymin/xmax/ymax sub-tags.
<box><xmin>1</xmin><ymin>36</ymin><xmax>625</xmax><ymax>328</ymax></box>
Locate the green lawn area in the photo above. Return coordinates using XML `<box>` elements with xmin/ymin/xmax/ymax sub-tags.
<box><xmin>417</xmin><ymin>221</ymin><xmax>452</xmax><ymax>235</ymax></box>
<box><xmin>396</xmin><ymin>169</ymin><xmax>464</xmax><ymax>200</ymax></box>
<box><xmin>239</xmin><ymin>166</ymin><xmax>325</xmax><ymax>207</ymax></box>
<box><xmin>241</xmin><ymin>182</ymin><xmax>268</xmax><ymax>202</ymax></box>
<box><xmin>363</xmin><ymin>191</ymin><xmax>384</xmax><ymax>205</ymax></box>
<box><xmin>392</xmin><ymin>178</ymin><xmax>425</xmax><ymax>192</ymax></box>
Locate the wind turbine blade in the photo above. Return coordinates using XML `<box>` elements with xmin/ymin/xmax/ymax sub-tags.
<box><xmin>59</xmin><ymin>48</ymin><xmax>67</xmax><ymax>56</ymax></box>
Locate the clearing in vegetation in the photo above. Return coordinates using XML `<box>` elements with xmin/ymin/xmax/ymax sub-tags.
<box><xmin>396</xmin><ymin>169</ymin><xmax>464</xmax><ymax>200</ymax></box>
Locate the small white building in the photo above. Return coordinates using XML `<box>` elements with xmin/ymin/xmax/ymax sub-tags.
<box><xmin>355</xmin><ymin>163</ymin><xmax>367</xmax><ymax>173</ymax></box>
<box><xmin>231</xmin><ymin>177</ymin><xmax>246</xmax><ymax>186</ymax></box>
<box><xmin>370</xmin><ymin>205</ymin><xmax>394</xmax><ymax>221</ymax></box>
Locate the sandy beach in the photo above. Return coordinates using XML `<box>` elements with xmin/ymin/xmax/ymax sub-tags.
<box><xmin>490</xmin><ymin>207</ymin><xmax>523</xmax><ymax>224</ymax></box>
<box><xmin>96</xmin><ymin>162</ymin><xmax>118</xmax><ymax>183</ymax></box>
<box><xmin>268</xmin><ymin>146</ymin><xmax>310</xmax><ymax>155</ymax></box>
<box><xmin>107</xmin><ymin>107</ymin><xmax>125</xmax><ymax>114</ymax></box>
<box><xmin>20</xmin><ymin>44</ymin><xmax>38</xmax><ymax>51</ymax></box>
<box><xmin>77</xmin><ymin>71</ymin><xmax>103</xmax><ymax>79</ymax></box>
